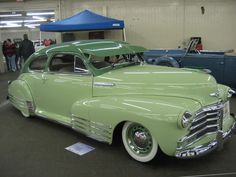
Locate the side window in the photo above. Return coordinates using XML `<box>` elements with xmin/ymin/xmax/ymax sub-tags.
<box><xmin>49</xmin><ymin>54</ymin><xmax>89</xmax><ymax>74</ymax></box>
<box><xmin>74</xmin><ymin>56</ymin><xmax>89</xmax><ymax>74</ymax></box>
<box><xmin>49</xmin><ymin>54</ymin><xmax>74</xmax><ymax>72</ymax></box>
<box><xmin>29</xmin><ymin>55</ymin><xmax>47</xmax><ymax>71</ymax></box>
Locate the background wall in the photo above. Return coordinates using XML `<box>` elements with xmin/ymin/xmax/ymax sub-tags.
<box><xmin>0</xmin><ymin>29</ymin><xmax>55</xmax><ymax>42</ymax></box>
<box><xmin>0</xmin><ymin>0</ymin><xmax>58</xmax><ymax>43</ymax></box>
<box><xmin>0</xmin><ymin>0</ymin><xmax>235</xmax><ymax>50</ymax></box>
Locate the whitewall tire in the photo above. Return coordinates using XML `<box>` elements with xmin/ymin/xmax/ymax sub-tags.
<box><xmin>122</xmin><ymin>121</ymin><xmax>158</xmax><ymax>162</ymax></box>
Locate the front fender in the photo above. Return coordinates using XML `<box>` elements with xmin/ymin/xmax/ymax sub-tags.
<box><xmin>71</xmin><ymin>95</ymin><xmax>201</xmax><ymax>156</ymax></box>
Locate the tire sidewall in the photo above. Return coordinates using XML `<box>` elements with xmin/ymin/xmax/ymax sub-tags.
<box><xmin>154</xmin><ymin>56</ymin><xmax>179</xmax><ymax>68</ymax></box>
<box><xmin>122</xmin><ymin>122</ymin><xmax>158</xmax><ymax>162</ymax></box>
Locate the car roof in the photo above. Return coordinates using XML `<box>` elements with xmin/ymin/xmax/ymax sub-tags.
<box><xmin>36</xmin><ymin>40</ymin><xmax>146</xmax><ymax>57</ymax></box>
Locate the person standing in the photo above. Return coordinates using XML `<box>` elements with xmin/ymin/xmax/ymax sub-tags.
<box><xmin>5</xmin><ymin>39</ymin><xmax>17</xmax><ymax>72</ymax></box>
<box><xmin>2</xmin><ymin>40</ymin><xmax>10</xmax><ymax>71</ymax></box>
<box><xmin>19</xmin><ymin>34</ymin><xmax>35</xmax><ymax>65</ymax></box>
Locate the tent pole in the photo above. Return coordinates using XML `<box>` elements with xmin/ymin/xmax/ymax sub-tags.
<box><xmin>39</xmin><ymin>31</ymin><xmax>42</xmax><ymax>46</ymax></box>
<box><xmin>123</xmin><ymin>28</ymin><xmax>126</xmax><ymax>41</ymax></box>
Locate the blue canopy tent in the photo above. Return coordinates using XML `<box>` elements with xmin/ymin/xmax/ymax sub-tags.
<box><xmin>40</xmin><ymin>10</ymin><xmax>126</xmax><ymax>41</ymax></box>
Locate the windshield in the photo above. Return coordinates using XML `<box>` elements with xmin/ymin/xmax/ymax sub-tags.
<box><xmin>90</xmin><ymin>53</ymin><xmax>143</xmax><ymax>69</ymax></box>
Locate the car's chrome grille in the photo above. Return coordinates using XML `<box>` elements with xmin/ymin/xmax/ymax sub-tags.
<box><xmin>177</xmin><ymin>103</ymin><xmax>224</xmax><ymax>149</ymax></box>
<box><xmin>189</xmin><ymin>105</ymin><xmax>222</xmax><ymax>139</ymax></box>
<box><xmin>189</xmin><ymin>110</ymin><xmax>220</xmax><ymax>137</ymax></box>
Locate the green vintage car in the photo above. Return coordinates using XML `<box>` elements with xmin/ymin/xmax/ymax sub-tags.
<box><xmin>8</xmin><ymin>40</ymin><xmax>236</xmax><ymax>162</ymax></box>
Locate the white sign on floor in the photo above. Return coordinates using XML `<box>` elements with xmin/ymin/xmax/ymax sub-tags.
<box><xmin>65</xmin><ymin>142</ymin><xmax>95</xmax><ymax>156</ymax></box>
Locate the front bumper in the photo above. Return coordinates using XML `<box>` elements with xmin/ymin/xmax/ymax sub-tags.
<box><xmin>175</xmin><ymin>115</ymin><xmax>236</xmax><ymax>159</ymax></box>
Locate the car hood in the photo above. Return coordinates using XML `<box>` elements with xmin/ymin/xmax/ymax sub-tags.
<box><xmin>93</xmin><ymin>64</ymin><xmax>219</xmax><ymax>106</ymax></box>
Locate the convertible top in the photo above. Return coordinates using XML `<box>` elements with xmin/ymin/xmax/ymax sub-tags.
<box><xmin>38</xmin><ymin>40</ymin><xmax>146</xmax><ymax>58</ymax></box>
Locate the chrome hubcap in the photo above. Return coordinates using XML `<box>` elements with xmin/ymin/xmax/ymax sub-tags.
<box><xmin>133</xmin><ymin>131</ymin><xmax>148</xmax><ymax>148</ymax></box>
<box><xmin>127</xmin><ymin>123</ymin><xmax>153</xmax><ymax>155</ymax></box>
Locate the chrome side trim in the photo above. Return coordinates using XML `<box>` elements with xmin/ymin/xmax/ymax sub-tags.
<box><xmin>26</xmin><ymin>101</ymin><xmax>35</xmax><ymax>115</ymax></box>
<box><xmin>8</xmin><ymin>94</ymin><xmax>35</xmax><ymax>115</ymax></box>
<box><xmin>93</xmin><ymin>82</ymin><xmax>116</xmax><ymax>87</ymax></box>
<box><xmin>71</xmin><ymin>114</ymin><xmax>112</xmax><ymax>143</ymax></box>
<box><xmin>8</xmin><ymin>94</ymin><xmax>27</xmax><ymax>108</ymax></box>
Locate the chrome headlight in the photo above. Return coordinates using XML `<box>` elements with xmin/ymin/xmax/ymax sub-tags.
<box><xmin>179</xmin><ymin>112</ymin><xmax>192</xmax><ymax>128</ymax></box>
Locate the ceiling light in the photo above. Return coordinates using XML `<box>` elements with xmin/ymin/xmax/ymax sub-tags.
<box><xmin>5</xmin><ymin>23</ymin><xmax>20</xmax><ymax>26</ymax></box>
<box><xmin>0</xmin><ymin>24</ymin><xmax>22</xmax><ymax>28</ymax></box>
<box><xmin>0</xmin><ymin>19</ymin><xmax>46</xmax><ymax>24</ymax></box>
<box><xmin>26</xmin><ymin>26</ymin><xmax>36</xmax><ymax>29</ymax></box>
<box><xmin>0</xmin><ymin>20</ymin><xmax>23</xmax><ymax>24</ymax></box>
<box><xmin>25</xmin><ymin>23</ymin><xmax>40</xmax><ymax>29</ymax></box>
<box><xmin>25</xmin><ymin>23</ymin><xmax>40</xmax><ymax>27</ymax></box>
<box><xmin>32</xmin><ymin>16</ymin><xmax>46</xmax><ymax>20</ymax></box>
<box><xmin>24</xmin><ymin>19</ymin><xmax>47</xmax><ymax>23</ymax></box>
<box><xmin>27</xmin><ymin>12</ymin><xmax>55</xmax><ymax>16</ymax></box>
<box><xmin>0</xmin><ymin>14</ymin><xmax>22</xmax><ymax>17</ymax></box>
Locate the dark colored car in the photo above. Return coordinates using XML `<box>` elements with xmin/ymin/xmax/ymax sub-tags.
<box><xmin>144</xmin><ymin>40</ymin><xmax>236</xmax><ymax>89</ymax></box>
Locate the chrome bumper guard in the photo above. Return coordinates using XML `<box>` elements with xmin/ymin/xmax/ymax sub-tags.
<box><xmin>175</xmin><ymin>117</ymin><xmax>236</xmax><ymax>159</ymax></box>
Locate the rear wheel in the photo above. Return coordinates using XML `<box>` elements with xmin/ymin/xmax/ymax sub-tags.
<box><xmin>158</xmin><ymin>61</ymin><xmax>174</xmax><ymax>67</ymax></box>
<box><xmin>122</xmin><ymin>121</ymin><xmax>158</xmax><ymax>162</ymax></box>
<box><xmin>154</xmin><ymin>56</ymin><xmax>180</xmax><ymax>68</ymax></box>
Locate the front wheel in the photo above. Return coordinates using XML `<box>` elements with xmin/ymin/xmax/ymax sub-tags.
<box><xmin>122</xmin><ymin>122</ymin><xmax>158</xmax><ymax>162</ymax></box>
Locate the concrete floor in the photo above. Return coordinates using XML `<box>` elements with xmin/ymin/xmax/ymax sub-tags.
<box><xmin>0</xmin><ymin>72</ymin><xmax>236</xmax><ymax>177</ymax></box>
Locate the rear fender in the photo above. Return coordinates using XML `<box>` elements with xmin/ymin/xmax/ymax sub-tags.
<box><xmin>8</xmin><ymin>79</ymin><xmax>34</xmax><ymax>116</ymax></box>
